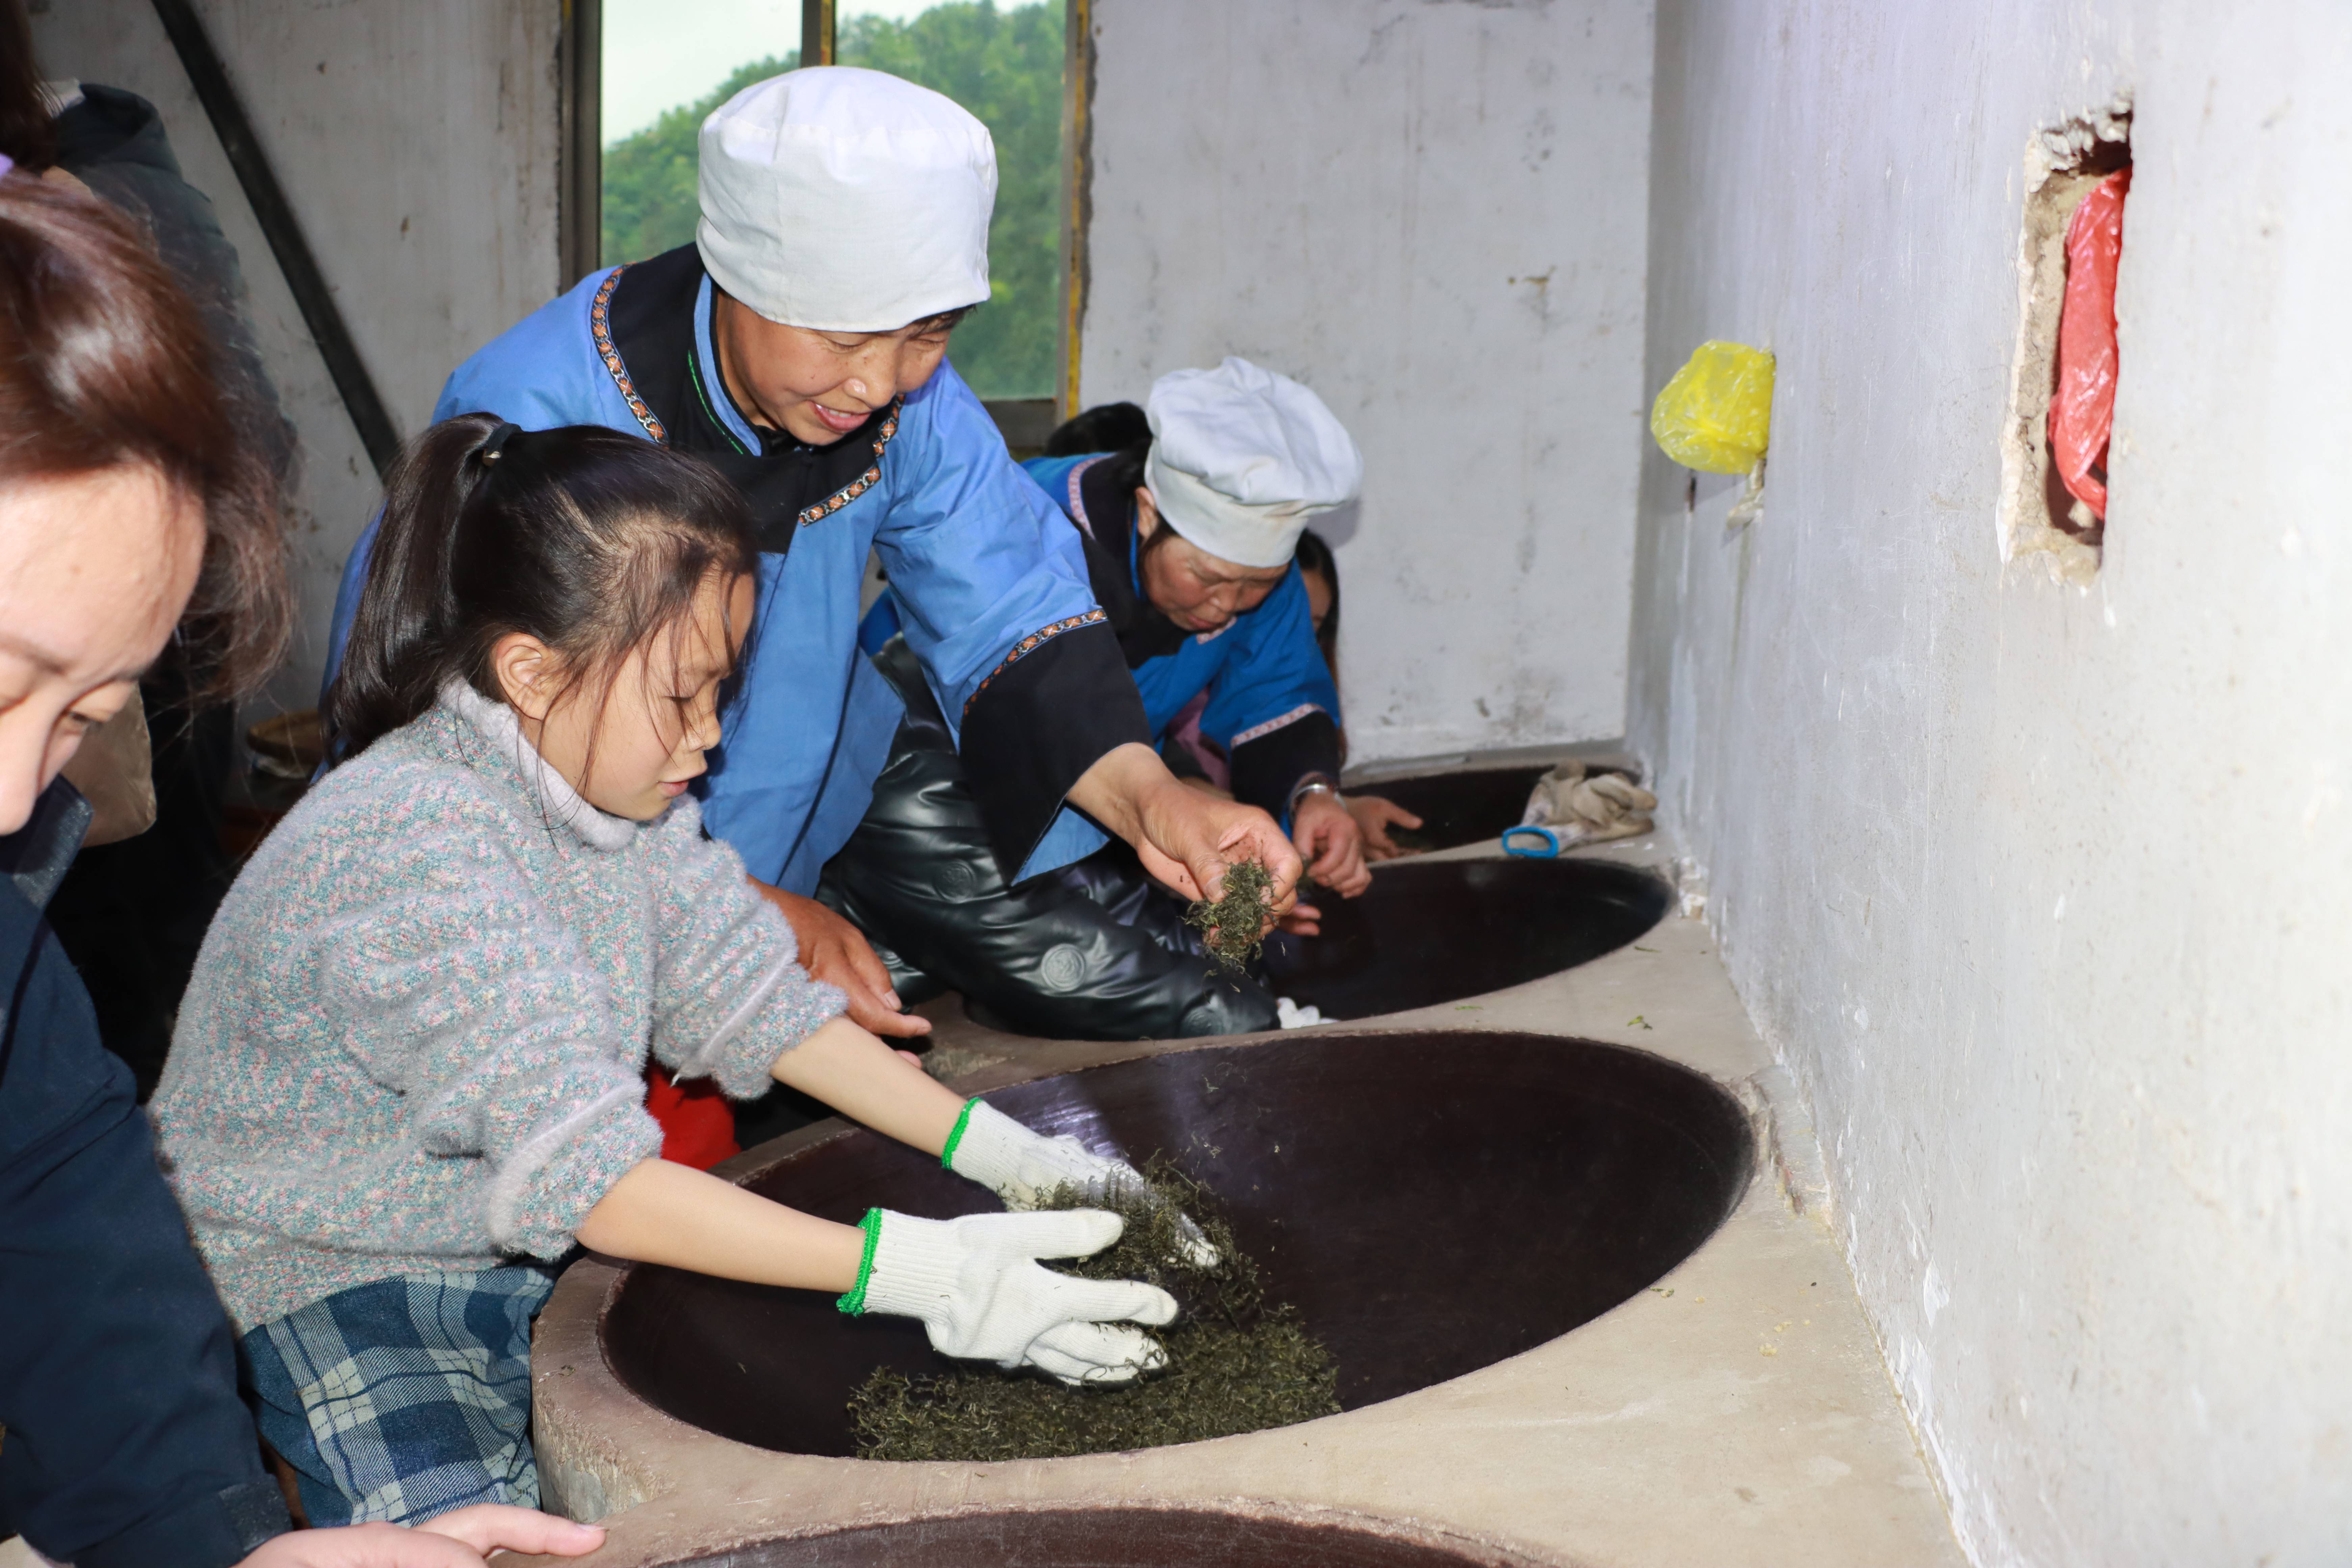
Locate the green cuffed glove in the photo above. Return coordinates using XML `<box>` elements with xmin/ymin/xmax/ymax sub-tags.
<box><xmin>942</xmin><ymin>1098</ymin><xmax>1218</xmax><ymax>1266</ymax></box>
<box><xmin>838</xmin><ymin>1207</ymin><xmax>1176</xmax><ymax>1385</ymax></box>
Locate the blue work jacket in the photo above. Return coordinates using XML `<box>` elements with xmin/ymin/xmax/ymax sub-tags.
<box><xmin>865</xmin><ymin>451</ymin><xmax>1343</xmax><ymax>825</ymax></box>
<box><xmin>327</xmin><ymin>249</ymin><xmax>1142</xmax><ymax>891</ymax></box>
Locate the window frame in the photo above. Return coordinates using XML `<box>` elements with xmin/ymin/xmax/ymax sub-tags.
<box><xmin>562</xmin><ymin>0</ymin><xmax>1086</xmax><ymax>438</ymax></box>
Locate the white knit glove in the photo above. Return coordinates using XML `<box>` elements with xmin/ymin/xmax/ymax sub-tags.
<box><xmin>944</xmin><ymin>1099</ymin><xmax>1218</xmax><ymax>1267</ymax></box>
<box><xmin>840</xmin><ymin>1207</ymin><xmax>1177</xmax><ymax>1384</ymax></box>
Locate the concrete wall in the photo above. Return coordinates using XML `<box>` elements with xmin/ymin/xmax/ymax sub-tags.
<box><xmin>1628</xmin><ymin>2</ymin><xmax>2352</xmax><ymax>1562</ymax></box>
<box><xmin>27</xmin><ymin>0</ymin><xmax>565</xmax><ymax>715</ymax></box>
<box><xmin>1080</xmin><ymin>0</ymin><xmax>1654</xmax><ymax>764</ymax></box>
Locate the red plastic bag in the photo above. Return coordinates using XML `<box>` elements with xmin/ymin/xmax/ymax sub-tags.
<box><xmin>2050</xmin><ymin>167</ymin><xmax>2130</xmax><ymax>518</ymax></box>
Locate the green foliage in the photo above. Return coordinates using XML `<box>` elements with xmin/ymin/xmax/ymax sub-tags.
<box><xmin>598</xmin><ymin>2</ymin><xmax>1065</xmax><ymax>398</ymax></box>
<box><xmin>601</xmin><ymin>54</ymin><xmax>796</xmax><ymax>275</ymax></box>
<box><xmin>839</xmin><ymin>4</ymin><xmax>1064</xmax><ymax>398</ymax></box>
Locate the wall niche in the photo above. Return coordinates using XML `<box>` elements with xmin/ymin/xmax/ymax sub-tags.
<box><xmin>1996</xmin><ymin>95</ymin><xmax>2132</xmax><ymax>584</ymax></box>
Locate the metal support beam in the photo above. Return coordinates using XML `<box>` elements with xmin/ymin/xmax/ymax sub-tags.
<box><xmin>148</xmin><ymin>0</ymin><xmax>401</xmax><ymax>478</ymax></box>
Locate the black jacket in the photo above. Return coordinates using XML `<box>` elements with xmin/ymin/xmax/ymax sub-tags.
<box><xmin>52</xmin><ymin>84</ymin><xmax>295</xmax><ymax>484</ymax></box>
<box><xmin>0</xmin><ymin>781</ymin><xmax>288</xmax><ymax>1566</ymax></box>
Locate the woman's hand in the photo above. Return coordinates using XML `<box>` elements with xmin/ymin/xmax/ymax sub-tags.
<box><xmin>1345</xmin><ymin>794</ymin><xmax>1424</xmax><ymax>860</ymax></box>
<box><xmin>1291</xmin><ymin>792</ymin><xmax>1371</xmax><ymax>897</ymax></box>
<box><xmin>1068</xmin><ymin>743</ymin><xmax>1301</xmax><ymax>922</ymax></box>
<box><xmin>1275</xmin><ymin>899</ymin><xmax>1324</xmax><ymax>936</ymax></box>
<box><xmin>747</xmin><ymin>877</ymin><xmax>930</xmax><ymax>1039</ymax></box>
<box><xmin>237</xmin><ymin>1506</ymin><xmax>604</xmax><ymax>1566</ymax></box>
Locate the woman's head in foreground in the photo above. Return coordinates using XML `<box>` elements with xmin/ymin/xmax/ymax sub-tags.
<box><xmin>0</xmin><ymin>170</ymin><xmax>288</xmax><ymax>837</ymax></box>
<box><xmin>327</xmin><ymin>417</ymin><xmax>760</xmax><ymax>821</ymax></box>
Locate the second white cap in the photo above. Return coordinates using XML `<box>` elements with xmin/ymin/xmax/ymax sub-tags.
<box><xmin>1145</xmin><ymin>358</ymin><xmax>1363</xmax><ymax>569</ymax></box>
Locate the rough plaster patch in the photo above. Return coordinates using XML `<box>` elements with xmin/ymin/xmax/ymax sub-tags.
<box><xmin>1994</xmin><ymin>95</ymin><xmax>2133</xmax><ymax>585</ymax></box>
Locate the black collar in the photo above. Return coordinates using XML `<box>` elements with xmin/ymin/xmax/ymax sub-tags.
<box><xmin>1069</xmin><ymin>457</ymin><xmax>1187</xmax><ymax>668</ymax></box>
<box><xmin>598</xmin><ymin>246</ymin><xmax>899</xmax><ymax>553</ymax></box>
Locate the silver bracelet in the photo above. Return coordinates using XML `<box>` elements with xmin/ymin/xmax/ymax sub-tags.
<box><xmin>1288</xmin><ymin>776</ymin><xmax>1341</xmax><ymax>815</ymax></box>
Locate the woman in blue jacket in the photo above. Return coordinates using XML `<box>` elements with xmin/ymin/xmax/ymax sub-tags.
<box><xmin>326</xmin><ymin>69</ymin><xmax>1301</xmax><ymax>1062</ymax></box>
<box><xmin>838</xmin><ymin>359</ymin><xmax>1374</xmax><ymax>1038</ymax></box>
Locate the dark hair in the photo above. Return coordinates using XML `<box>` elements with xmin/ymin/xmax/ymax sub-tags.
<box><xmin>325</xmin><ymin>416</ymin><xmax>759</xmax><ymax>763</ymax></box>
<box><xmin>1294</xmin><ymin>527</ymin><xmax>1340</xmax><ymax>675</ymax></box>
<box><xmin>1043</xmin><ymin>400</ymin><xmax>1149</xmax><ymax>458</ymax></box>
<box><xmin>909</xmin><ymin>304</ymin><xmax>973</xmax><ymax>336</ymax></box>
<box><xmin>1088</xmin><ymin>436</ymin><xmax>1185</xmax><ymax>568</ymax></box>
<box><xmin>0</xmin><ymin>0</ymin><xmax>55</xmax><ymax>172</ymax></box>
<box><xmin>0</xmin><ymin>172</ymin><xmax>288</xmax><ymax>696</ymax></box>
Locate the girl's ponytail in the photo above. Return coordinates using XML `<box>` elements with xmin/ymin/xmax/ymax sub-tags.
<box><xmin>326</xmin><ymin>414</ymin><xmax>510</xmax><ymax>759</ymax></box>
<box><xmin>323</xmin><ymin>416</ymin><xmax>756</xmax><ymax>763</ymax></box>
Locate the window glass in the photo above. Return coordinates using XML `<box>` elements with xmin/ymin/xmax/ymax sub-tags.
<box><xmin>836</xmin><ymin>2</ymin><xmax>1063</xmax><ymax>398</ymax></box>
<box><xmin>601</xmin><ymin>1</ymin><xmax>1064</xmax><ymax>400</ymax></box>
<box><xmin>599</xmin><ymin>2</ymin><xmax>798</xmax><ymax>272</ymax></box>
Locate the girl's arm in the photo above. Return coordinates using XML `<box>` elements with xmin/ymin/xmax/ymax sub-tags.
<box><xmin>768</xmin><ymin>1014</ymin><xmax>966</xmax><ymax>1154</ymax></box>
<box><xmin>575</xmin><ymin>1156</ymin><xmax>1178</xmax><ymax>1387</ymax></box>
<box><xmin>617</xmin><ymin>1015</ymin><xmax>1222</xmax><ymax>1287</ymax></box>
<box><xmin>574</xmin><ymin>1156</ymin><xmax>865</xmax><ymax>1289</ymax></box>
<box><xmin>575</xmin><ymin>1019</ymin><xmax>958</xmax><ymax>1288</ymax></box>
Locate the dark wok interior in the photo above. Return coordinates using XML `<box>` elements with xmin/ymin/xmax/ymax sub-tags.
<box><xmin>663</xmin><ymin>1507</ymin><xmax>1531</xmax><ymax>1567</ymax></box>
<box><xmin>603</xmin><ymin>1031</ymin><xmax>1752</xmax><ymax>1458</ymax></box>
<box><xmin>1262</xmin><ymin>856</ymin><xmax>1671</xmax><ymax>1018</ymax></box>
<box><xmin>1354</xmin><ymin>764</ymin><xmax>1553</xmax><ymax>852</ymax></box>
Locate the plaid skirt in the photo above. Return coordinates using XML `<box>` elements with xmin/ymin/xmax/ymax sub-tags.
<box><xmin>240</xmin><ymin>1265</ymin><xmax>556</xmax><ymax>1525</ymax></box>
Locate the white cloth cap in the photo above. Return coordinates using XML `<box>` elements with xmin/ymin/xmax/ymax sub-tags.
<box><xmin>696</xmin><ymin>67</ymin><xmax>996</xmax><ymax>332</ymax></box>
<box><xmin>1144</xmin><ymin>358</ymin><xmax>1363</xmax><ymax>569</ymax></box>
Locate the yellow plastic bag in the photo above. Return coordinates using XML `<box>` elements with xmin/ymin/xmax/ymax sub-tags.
<box><xmin>1649</xmin><ymin>341</ymin><xmax>1774</xmax><ymax>473</ymax></box>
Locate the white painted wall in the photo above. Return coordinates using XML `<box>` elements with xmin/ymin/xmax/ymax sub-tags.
<box><xmin>1628</xmin><ymin>2</ymin><xmax>2352</xmax><ymax>1562</ymax></box>
<box><xmin>1080</xmin><ymin>0</ymin><xmax>1654</xmax><ymax>764</ymax></box>
<box><xmin>27</xmin><ymin>0</ymin><xmax>564</xmax><ymax>716</ymax></box>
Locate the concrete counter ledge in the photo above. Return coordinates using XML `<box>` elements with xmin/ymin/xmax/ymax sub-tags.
<box><xmin>523</xmin><ymin>837</ymin><xmax>1962</xmax><ymax>1568</ymax></box>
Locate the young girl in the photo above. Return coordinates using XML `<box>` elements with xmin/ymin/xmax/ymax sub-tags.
<box><xmin>153</xmin><ymin>416</ymin><xmax>1192</xmax><ymax>1526</ymax></box>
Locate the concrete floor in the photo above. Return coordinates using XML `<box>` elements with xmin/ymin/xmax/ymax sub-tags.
<box><xmin>522</xmin><ymin>832</ymin><xmax>1964</xmax><ymax>1566</ymax></box>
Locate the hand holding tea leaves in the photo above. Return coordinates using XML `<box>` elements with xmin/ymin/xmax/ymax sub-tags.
<box><xmin>1184</xmin><ymin>857</ymin><xmax>1280</xmax><ymax>973</ymax></box>
<box><xmin>1070</xmin><ymin>747</ymin><xmax>1301</xmax><ymax>919</ymax></box>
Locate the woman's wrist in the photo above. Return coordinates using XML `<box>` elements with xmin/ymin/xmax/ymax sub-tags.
<box><xmin>1067</xmin><ymin>741</ymin><xmax>1169</xmax><ymax>844</ymax></box>
<box><xmin>1287</xmin><ymin>773</ymin><xmax>1341</xmax><ymax>817</ymax></box>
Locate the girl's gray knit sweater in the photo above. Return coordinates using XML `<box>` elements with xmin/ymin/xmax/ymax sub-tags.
<box><xmin>152</xmin><ymin>685</ymin><xmax>845</xmax><ymax>1333</ymax></box>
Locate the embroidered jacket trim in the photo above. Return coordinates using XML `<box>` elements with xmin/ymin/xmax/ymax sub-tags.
<box><xmin>592</xmin><ymin>264</ymin><xmax>902</xmax><ymax>528</ymax></box>
<box><xmin>591</xmin><ymin>267</ymin><xmax>668</xmax><ymax>445</ymax></box>
<box><xmin>1063</xmin><ymin>455</ymin><xmax>1109</xmax><ymax>538</ymax></box>
<box><xmin>797</xmin><ymin>400</ymin><xmax>902</xmax><ymax>527</ymax></box>
<box><xmin>1230</xmin><ymin>702</ymin><xmax>1327</xmax><ymax>748</ymax></box>
<box><xmin>964</xmin><ymin>609</ymin><xmax>1111</xmax><ymax>717</ymax></box>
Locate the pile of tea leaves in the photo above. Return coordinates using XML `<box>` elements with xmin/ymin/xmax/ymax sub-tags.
<box><xmin>1183</xmin><ymin>856</ymin><xmax>1278</xmax><ymax>974</ymax></box>
<box><xmin>848</xmin><ymin>1158</ymin><xmax>1341</xmax><ymax>1461</ymax></box>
